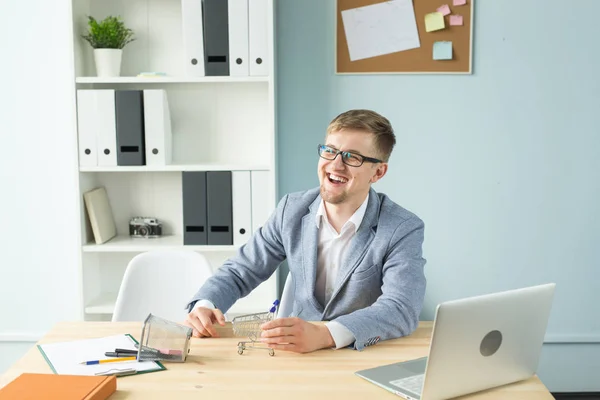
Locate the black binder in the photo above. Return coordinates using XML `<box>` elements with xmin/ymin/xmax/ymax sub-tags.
<box><xmin>202</xmin><ymin>0</ymin><xmax>230</xmax><ymax>76</ymax></box>
<box><xmin>206</xmin><ymin>171</ymin><xmax>233</xmax><ymax>245</ymax></box>
<box><xmin>182</xmin><ymin>171</ymin><xmax>208</xmax><ymax>245</ymax></box>
<box><xmin>115</xmin><ymin>90</ymin><xmax>145</xmax><ymax>166</ymax></box>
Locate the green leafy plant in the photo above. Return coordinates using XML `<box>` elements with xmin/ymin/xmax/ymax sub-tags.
<box><xmin>81</xmin><ymin>16</ymin><xmax>135</xmax><ymax>49</ymax></box>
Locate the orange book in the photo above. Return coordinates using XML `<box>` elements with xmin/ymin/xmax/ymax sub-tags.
<box><xmin>0</xmin><ymin>373</ymin><xmax>116</xmax><ymax>400</ymax></box>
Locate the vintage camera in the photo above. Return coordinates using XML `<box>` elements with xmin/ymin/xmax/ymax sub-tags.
<box><xmin>129</xmin><ymin>217</ymin><xmax>163</xmax><ymax>238</ymax></box>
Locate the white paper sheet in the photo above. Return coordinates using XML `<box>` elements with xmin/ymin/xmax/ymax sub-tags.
<box><xmin>38</xmin><ymin>334</ymin><xmax>163</xmax><ymax>376</ymax></box>
<box><xmin>341</xmin><ymin>0</ymin><xmax>420</xmax><ymax>61</ymax></box>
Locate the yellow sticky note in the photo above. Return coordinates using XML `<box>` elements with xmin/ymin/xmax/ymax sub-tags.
<box><xmin>425</xmin><ymin>12</ymin><xmax>445</xmax><ymax>32</ymax></box>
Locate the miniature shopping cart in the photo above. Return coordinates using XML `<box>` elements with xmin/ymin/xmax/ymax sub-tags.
<box><xmin>232</xmin><ymin>300</ymin><xmax>279</xmax><ymax>356</ymax></box>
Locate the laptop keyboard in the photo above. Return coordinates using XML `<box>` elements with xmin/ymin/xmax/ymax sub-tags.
<box><xmin>389</xmin><ymin>374</ymin><xmax>424</xmax><ymax>395</ymax></box>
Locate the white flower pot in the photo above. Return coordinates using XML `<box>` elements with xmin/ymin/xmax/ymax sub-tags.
<box><xmin>94</xmin><ymin>49</ymin><xmax>122</xmax><ymax>77</ymax></box>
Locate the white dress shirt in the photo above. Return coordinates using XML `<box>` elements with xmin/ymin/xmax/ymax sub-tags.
<box><xmin>194</xmin><ymin>193</ymin><xmax>370</xmax><ymax>350</ymax></box>
<box><xmin>316</xmin><ymin>193</ymin><xmax>369</xmax><ymax>349</ymax></box>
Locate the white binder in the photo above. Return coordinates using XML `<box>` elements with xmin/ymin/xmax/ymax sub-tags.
<box><xmin>251</xmin><ymin>170</ymin><xmax>270</xmax><ymax>232</ymax></box>
<box><xmin>228</xmin><ymin>0</ymin><xmax>249</xmax><ymax>76</ymax></box>
<box><xmin>232</xmin><ymin>171</ymin><xmax>252</xmax><ymax>246</ymax></box>
<box><xmin>76</xmin><ymin>90</ymin><xmax>98</xmax><ymax>167</ymax></box>
<box><xmin>248</xmin><ymin>0</ymin><xmax>269</xmax><ymax>76</ymax></box>
<box><xmin>95</xmin><ymin>90</ymin><xmax>117</xmax><ymax>167</ymax></box>
<box><xmin>143</xmin><ymin>89</ymin><xmax>172</xmax><ymax>166</ymax></box>
<box><xmin>181</xmin><ymin>0</ymin><xmax>206</xmax><ymax>76</ymax></box>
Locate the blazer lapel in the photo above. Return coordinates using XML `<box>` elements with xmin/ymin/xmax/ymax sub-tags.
<box><xmin>301</xmin><ymin>195</ymin><xmax>323</xmax><ymax>313</ymax></box>
<box><xmin>332</xmin><ymin>190</ymin><xmax>379</xmax><ymax>296</ymax></box>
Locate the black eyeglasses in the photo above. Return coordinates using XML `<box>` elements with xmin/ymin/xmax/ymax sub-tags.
<box><xmin>317</xmin><ymin>144</ymin><xmax>383</xmax><ymax>167</ymax></box>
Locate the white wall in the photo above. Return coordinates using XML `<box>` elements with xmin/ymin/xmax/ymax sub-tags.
<box><xmin>0</xmin><ymin>0</ymin><xmax>82</xmax><ymax>373</ymax></box>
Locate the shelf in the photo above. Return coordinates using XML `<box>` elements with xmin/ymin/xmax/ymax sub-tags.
<box><xmin>76</xmin><ymin>76</ymin><xmax>269</xmax><ymax>84</ymax></box>
<box><xmin>85</xmin><ymin>292</ymin><xmax>118</xmax><ymax>314</ymax></box>
<box><xmin>82</xmin><ymin>235</ymin><xmax>237</xmax><ymax>253</ymax></box>
<box><xmin>79</xmin><ymin>163</ymin><xmax>271</xmax><ymax>172</ymax></box>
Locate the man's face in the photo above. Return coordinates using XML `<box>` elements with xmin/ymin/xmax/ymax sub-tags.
<box><xmin>318</xmin><ymin>129</ymin><xmax>387</xmax><ymax>205</ymax></box>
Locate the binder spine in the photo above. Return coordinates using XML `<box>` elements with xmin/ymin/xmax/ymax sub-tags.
<box><xmin>182</xmin><ymin>171</ymin><xmax>208</xmax><ymax>245</ymax></box>
<box><xmin>181</xmin><ymin>0</ymin><xmax>206</xmax><ymax>76</ymax></box>
<box><xmin>115</xmin><ymin>90</ymin><xmax>146</xmax><ymax>166</ymax></box>
<box><xmin>248</xmin><ymin>0</ymin><xmax>269</xmax><ymax>76</ymax></box>
<box><xmin>228</xmin><ymin>0</ymin><xmax>249</xmax><ymax>76</ymax></box>
<box><xmin>143</xmin><ymin>90</ymin><xmax>172</xmax><ymax>167</ymax></box>
<box><xmin>96</xmin><ymin>89</ymin><xmax>117</xmax><ymax>167</ymax></box>
<box><xmin>76</xmin><ymin>90</ymin><xmax>98</xmax><ymax>167</ymax></box>
<box><xmin>232</xmin><ymin>171</ymin><xmax>252</xmax><ymax>246</ymax></box>
<box><xmin>250</xmin><ymin>170</ymin><xmax>270</xmax><ymax>232</ymax></box>
<box><xmin>206</xmin><ymin>171</ymin><xmax>233</xmax><ymax>245</ymax></box>
<box><xmin>202</xmin><ymin>0</ymin><xmax>230</xmax><ymax>76</ymax></box>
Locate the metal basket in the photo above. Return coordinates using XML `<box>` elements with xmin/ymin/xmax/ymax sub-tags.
<box><xmin>137</xmin><ymin>313</ymin><xmax>192</xmax><ymax>362</ymax></box>
<box><xmin>232</xmin><ymin>300</ymin><xmax>279</xmax><ymax>356</ymax></box>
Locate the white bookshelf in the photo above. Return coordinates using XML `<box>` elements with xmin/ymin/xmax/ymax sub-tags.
<box><xmin>80</xmin><ymin>163</ymin><xmax>270</xmax><ymax>172</ymax></box>
<box><xmin>82</xmin><ymin>235</ymin><xmax>237</xmax><ymax>253</ymax></box>
<box><xmin>76</xmin><ymin>76</ymin><xmax>269</xmax><ymax>84</ymax></box>
<box><xmin>70</xmin><ymin>0</ymin><xmax>278</xmax><ymax>321</ymax></box>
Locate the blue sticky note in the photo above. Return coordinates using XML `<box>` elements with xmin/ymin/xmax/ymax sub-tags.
<box><xmin>433</xmin><ymin>41</ymin><xmax>453</xmax><ymax>60</ymax></box>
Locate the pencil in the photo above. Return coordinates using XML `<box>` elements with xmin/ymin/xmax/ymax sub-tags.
<box><xmin>79</xmin><ymin>356</ymin><xmax>137</xmax><ymax>365</ymax></box>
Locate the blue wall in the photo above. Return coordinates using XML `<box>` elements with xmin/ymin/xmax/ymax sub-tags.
<box><xmin>276</xmin><ymin>0</ymin><xmax>600</xmax><ymax>392</ymax></box>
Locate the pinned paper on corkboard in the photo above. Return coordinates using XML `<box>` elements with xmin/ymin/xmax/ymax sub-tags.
<box><xmin>336</xmin><ymin>0</ymin><xmax>474</xmax><ymax>74</ymax></box>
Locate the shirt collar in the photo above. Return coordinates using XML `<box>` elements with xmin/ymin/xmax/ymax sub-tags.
<box><xmin>315</xmin><ymin>192</ymin><xmax>370</xmax><ymax>234</ymax></box>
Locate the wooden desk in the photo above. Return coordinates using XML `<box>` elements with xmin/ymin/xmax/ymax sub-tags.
<box><xmin>0</xmin><ymin>321</ymin><xmax>553</xmax><ymax>399</ymax></box>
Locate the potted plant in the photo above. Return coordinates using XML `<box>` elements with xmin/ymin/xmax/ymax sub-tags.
<box><xmin>82</xmin><ymin>15</ymin><xmax>135</xmax><ymax>77</ymax></box>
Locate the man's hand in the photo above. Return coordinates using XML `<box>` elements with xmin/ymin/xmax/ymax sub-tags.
<box><xmin>259</xmin><ymin>317</ymin><xmax>335</xmax><ymax>353</ymax></box>
<box><xmin>184</xmin><ymin>307</ymin><xmax>226</xmax><ymax>338</ymax></box>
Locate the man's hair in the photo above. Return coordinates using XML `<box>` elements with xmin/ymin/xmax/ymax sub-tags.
<box><xmin>326</xmin><ymin>109</ymin><xmax>396</xmax><ymax>162</ymax></box>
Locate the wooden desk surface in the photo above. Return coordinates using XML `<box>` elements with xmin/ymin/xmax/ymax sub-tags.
<box><xmin>0</xmin><ymin>321</ymin><xmax>553</xmax><ymax>400</ymax></box>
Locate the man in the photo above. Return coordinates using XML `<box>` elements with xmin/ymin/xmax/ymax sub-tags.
<box><xmin>184</xmin><ymin>109</ymin><xmax>426</xmax><ymax>353</ymax></box>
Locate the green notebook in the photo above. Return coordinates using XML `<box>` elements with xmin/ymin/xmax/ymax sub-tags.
<box><xmin>37</xmin><ymin>333</ymin><xmax>165</xmax><ymax>377</ymax></box>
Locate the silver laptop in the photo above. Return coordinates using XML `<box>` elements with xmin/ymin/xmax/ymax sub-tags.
<box><xmin>355</xmin><ymin>283</ymin><xmax>555</xmax><ymax>400</ymax></box>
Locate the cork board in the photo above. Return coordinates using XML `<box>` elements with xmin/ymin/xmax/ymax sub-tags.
<box><xmin>336</xmin><ymin>0</ymin><xmax>473</xmax><ymax>74</ymax></box>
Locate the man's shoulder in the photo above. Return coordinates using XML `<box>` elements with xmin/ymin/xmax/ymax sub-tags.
<box><xmin>274</xmin><ymin>188</ymin><xmax>320</xmax><ymax>225</ymax></box>
<box><xmin>375</xmin><ymin>191</ymin><xmax>424</xmax><ymax>227</ymax></box>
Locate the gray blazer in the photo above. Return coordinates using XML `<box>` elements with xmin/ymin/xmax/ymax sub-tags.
<box><xmin>187</xmin><ymin>187</ymin><xmax>427</xmax><ymax>351</ymax></box>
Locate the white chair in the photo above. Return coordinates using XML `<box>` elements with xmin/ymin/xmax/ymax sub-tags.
<box><xmin>277</xmin><ymin>271</ymin><xmax>294</xmax><ymax>318</ymax></box>
<box><xmin>112</xmin><ymin>250</ymin><xmax>213</xmax><ymax>322</ymax></box>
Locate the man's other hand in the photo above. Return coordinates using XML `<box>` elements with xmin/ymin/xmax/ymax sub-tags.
<box><xmin>184</xmin><ymin>307</ymin><xmax>226</xmax><ymax>338</ymax></box>
<box><xmin>259</xmin><ymin>317</ymin><xmax>335</xmax><ymax>353</ymax></box>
